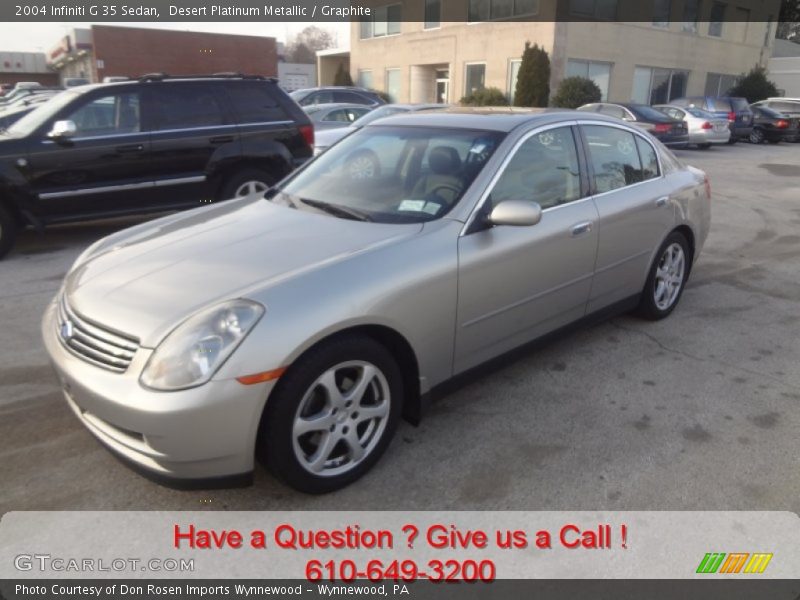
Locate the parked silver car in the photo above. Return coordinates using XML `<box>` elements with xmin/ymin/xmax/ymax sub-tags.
<box><xmin>42</xmin><ymin>110</ymin><xmax>711</xmax><ymax>493</ymax></box>
<box><xmin>654</xmin><ymin>104</ymin><xmax>730</xmax><ymax>148</ymax></box>
<box><xmin>304</xmin><ymin>103</ymin><xmax>373</xmax><ymax>131</ymax></box>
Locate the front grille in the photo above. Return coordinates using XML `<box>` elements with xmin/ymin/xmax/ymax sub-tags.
<box><xmin>57</xmin><ymin>295</ymin><xmax>139</xmax><ymax>373</ymax></box>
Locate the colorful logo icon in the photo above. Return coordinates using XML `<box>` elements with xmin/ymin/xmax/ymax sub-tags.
<box><xmin>696</xmin><ymin>553</ymin><xmax>773</xmax><ymax>574</ymax></box>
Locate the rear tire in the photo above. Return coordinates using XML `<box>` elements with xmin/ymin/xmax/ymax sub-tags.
<box><xmin>727</xmin><ymin>137</ymin><xmax>738</xmax><ymax>145</ymax></box>
<box><xmin>0</xmin><ymin>203</ymin><xmax>18</xmax><ymax>260</ymax></box>
<box><xmin>219</xmin><ymin>167</ymin><xmax>275</xmax><ymax>200</ymax></box>
<box><xmin>749</xmin><ymin>129</ymin><xmax>765</xmax><ymax>144</ymax></box>
<box><xmin>637</xmin><ymin>231</ymin><xmax>691</xmax><ymax>321</ymax></box>
<box><xmin>258</xmin><ymin>335</ymin><xmax>403</xmax><ymax>494</ymax></box>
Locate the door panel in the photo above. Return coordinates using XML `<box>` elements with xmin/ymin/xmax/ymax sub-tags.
<box><xmin>29</xmin><ymin>91</ymin><xmax>153</xmax><ymax>218</ymax></box>
<box><xmin>145</xmin><ymin>82</ymin><xmax>240</xmax><ymax>206</ymax></box>
<box><xmin>455</xmin><ymin>125</ymin><xmax>598</xmax><ymax>374</ymax></box>
<box><xmin>581</xmin><ymin>125</ymin><xmax>676</xmax><ymax>312</ymax></box>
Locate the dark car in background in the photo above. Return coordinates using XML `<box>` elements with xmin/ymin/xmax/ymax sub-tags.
<box><xmin>577</xmin><ymin>102</ymin><xmax>689</xmax><ymax>147</ymax></box>
<box><xmin>0</xmin><ymin>104</ymin><xmax>37</xmax><ymax>130</ymax></box>
<box><xmin>290</xmin><ymin>86</ymin><xmax>386</xmax><ymax>107</ymax></box>
<box><xmin>304</xmin><ymin>103</ymin><xmax>373</xmax><ymax>130</ymax></box>
<box><xmin>670</xmin><ymin>96</ymin><xmax>753</xmax><ymax>143</ymax></box>
<box><xmin>751</xmin><ymin>98</ymin><xmax>800</xmax><ymax>142</ymax></box>
<box><xmin>747</xmin><ymin>105</ymin><xmax>799</xmax><ymax>144</ymax></box>
<box><xmin>0</xmin><ymin>74</ymin><xmax>313</xmax><ymax>259</ymax></box>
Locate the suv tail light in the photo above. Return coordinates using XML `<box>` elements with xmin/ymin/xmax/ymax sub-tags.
<box><xmin>776</xmin><ymin>119</ymin><xmax>789</xmax><ymax>129</ymax></box>
<box><xmin>701</xmin><ymin>121</ymin><xmax>713</xmax><ymax>130</ymax></box>
<box><xmin>727</xmin><ymin>111</ymin><xmax>736</xmax><ymax>122</ymax></box>
<box><xmin>653</xmin><ymin>123</ymin><xmax>672</xmax><ymax>133</ymax></box>
<box><xmin>299</xmin><ymin>124</ymin><xmax>314</xmax><ymax>148</ymax></box>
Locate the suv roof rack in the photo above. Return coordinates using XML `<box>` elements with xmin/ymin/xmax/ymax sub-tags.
<box><xmin>138</xmin><ymin>73</ymin><xmax>276</xmax><ymax>83</ymax></box>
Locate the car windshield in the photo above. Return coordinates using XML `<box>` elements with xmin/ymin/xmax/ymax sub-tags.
<box><xmin>6</xmin><ymin>90</ymin><xmax>79</xmax><ymax>136</ymax></box>
<box><xmin>269</xmin><ymin>125</ymin><xmax>504</xmax><ymax>224</ymax></box>
<box><xmin>289</xmin><ymin>89</ymin><xmax>311</xmax><ymax>102</ymax></box>
<box><xmin>350</xmin><ymin>105</ymin><xmax>410</xmax><ymax>127</ymax></box>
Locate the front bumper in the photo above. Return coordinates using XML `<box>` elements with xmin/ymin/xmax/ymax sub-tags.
<box><xmin>41</xmin><ymin>299</ymin><xmax>275</xmax><ymax>482</ymax></box>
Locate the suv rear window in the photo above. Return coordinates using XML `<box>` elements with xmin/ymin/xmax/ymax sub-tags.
<box><xmin>729</xmin><ymin>98</ymin><xmax>749</xmax><ymax>111</ymax></box>
<box><xmin>707</xmin><ymin>97</ymin><xmax>733</xmax><ymax>112</ymax></box>
<box><xmin>227</xmin><ymin>82</ymin><xmax>289</xmax><ymax>123</ymax></box>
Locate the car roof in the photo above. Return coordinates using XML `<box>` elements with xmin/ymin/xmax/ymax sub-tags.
<box><xmin>307</xmin><ymin>103</ymin><xmax>373</xmax><ymax>110</ymax></box>
<box><xmin>364</xmin><ymin>106</ymin><xmax>623</xmax><ymax>132</ymax></box>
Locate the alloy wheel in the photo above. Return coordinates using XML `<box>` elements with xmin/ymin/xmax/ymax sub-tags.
<box><xmin>234</xmin><ymin>180</ymin><xmax>270</xmax><ymax>197</ymax></box>
<box><xmin>654</xmin><ymin>243</ymin><xmax>685</xmax><ymax>311</ymax></box>
<box><xmin>292</xmin><ymin>361</ymin><xmax>391</xmax><ymax>477</ymax></box>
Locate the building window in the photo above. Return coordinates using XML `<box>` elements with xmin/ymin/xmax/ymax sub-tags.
<box><xmin>385</xmin><ymin>69</ymin><xmax>401</xmax><ymax>102</ymax></box>
<box><xmin>682</xmin><ymin>0</ymin><xmax>699</xmax><ymax>33</ymax></box>
<box><xmin>360</xmin><ymin>4</ymin><xmax>402</xmax><ymax>39</ymax></box>
<box><xmin>708</xmin><ymin>2</ymin><xmax>725</xmax><ymax>37</ymax></box>
<box><xmin>570</xmin><ymin>0</ymin><xmax>617</xmax><ymax>19</ymax></box>
<box><xmin>424</xmin><ymin>0</ymin><xmax>440</xmax><ymax>28</ymax></box>
<box><xmin>652</xmin><ymin>0</ymin><xmax>670</xmax><ymax>27</ymax></box>
<box><xmin>508</xmin><ymin>59</ymin><xmax>522</xmax><ymax>104</ymax></box>
<box><xmin>632</xmin><ymin>66</ymin><xmax>689</xmax><ymax>104</ymax></box>
<box><xmin>358</xmin><ymin>70</ymin><xmax>373</xmax><ymax>89</ymax></box>
<box><xmin>566</xmin><ymin>59</ymin><xmax>612</xmax><ymax>101</ymax></box>
<box><xmin>468</xmin><ymin>0</ymin><xmax>538</xmax><ymax>21</ymax></box>
<box><xmin>704</xmin><ymin>72</ymin><xmax>739</xmax><ymax>96</ymax></box>
<box><xmin>465</xmin><ymin>63</ymin><xmax>486</xmax><ymax>96</ymax></box>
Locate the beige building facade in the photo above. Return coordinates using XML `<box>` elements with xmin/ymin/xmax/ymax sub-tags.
<box><xmin>350</xmin><ymin>0</ymin><xmax>779</xmax><ymax>105</ymax></box>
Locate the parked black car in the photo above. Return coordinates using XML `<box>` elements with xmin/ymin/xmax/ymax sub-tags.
<box><xmin>670</xmin><ymin>96</ymin><xmax>753</xmax><ymax>143</ymax></box>
<box><xmin>289</xmin><ymin>86</ymin><xmax>387</xmax><ymax>107</ymax></box>
<box><xmin>0</xmin><ymin>74</ymin><xmax>313</xmax><ymax>259</ymax></box>
<box><xmin>747</xmin><ymin>105</ymin><xmax>799</xmax><ymax>144</ymax></box>
<box><xmin>751</xmin><ymin>98</ymin><xmax>800</xmax><ymax>142</ymax></box>
<box><xmin>577</xmin><ymin>102</ymin><xmax>689</xmax><ymax>147</ymax></box>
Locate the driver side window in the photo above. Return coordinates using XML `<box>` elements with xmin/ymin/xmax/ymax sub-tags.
<box><xmin>488</xmin><ymin>126</ymin><xmax>581</xmax><ymax>211</ymax></box>
<box><xmin>64</xmin><ymin>93</ymin><xmax>141</xmax><ymax>137</ymax></box>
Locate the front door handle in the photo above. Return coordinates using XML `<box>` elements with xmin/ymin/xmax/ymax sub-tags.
<box><xmin>115</xmin><ymin>144</ymin><xmax>144</xmax><ymax>153</ymax></box>
<box><xmin>656</xmin><ymin>196</ymin><xmax>669</xmax><ymax>207</ymax></box>
<box><xmin>210</xmin><ymin>135</ymin><xmax>235</xmax><ymax>144</ymax></box>
<box><xmin>571</xmin><ymin>221</ymin><xmax>593</xmax><ymax>237</ymax></box>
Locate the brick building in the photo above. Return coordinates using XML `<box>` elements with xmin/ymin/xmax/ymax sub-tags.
<box><xmin>48</xmin><ymin>26</ymin><xmax>278</xmax><ymax>84</ymax></box>
<box><xmin>0</xmin><ymin>51</ymin><xmax>58</xmax><ymax>87</ymax></box>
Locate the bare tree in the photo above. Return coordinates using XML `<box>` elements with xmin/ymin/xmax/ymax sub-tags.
<box><xmin>286</xmin><ymin>26</ymin><xmax>336</xmax><ymax>63</ymax></box>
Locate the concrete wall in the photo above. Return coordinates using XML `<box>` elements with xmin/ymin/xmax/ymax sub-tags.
<box><xmin>769</xmin><ymin>57</ymin><xmax>800</xmax><ymax>97</ymax></box>
<box><xmin>278</xmin><ymin>62</ymin><xmax>317</xmax><ymax>91</ymax></box>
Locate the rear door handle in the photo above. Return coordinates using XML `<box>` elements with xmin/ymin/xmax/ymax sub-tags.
<box><xmin>115</xmin><ymin>144</ymin><xmax>144</xmax><ymax>153</ymax></box>
<box><xmin>656</xmin><ymin>196</ymin><xmax>669</xmax><ymax>207</ymax></box>
<box><xmin>571</xmin><ymin>221</ymin><xmax>593</xmax><ymax>237</ymax></box>
<box><xmin>210</xmin><ymin>135</ymin><xmax>235</xmax><ymax>144</ymax></box>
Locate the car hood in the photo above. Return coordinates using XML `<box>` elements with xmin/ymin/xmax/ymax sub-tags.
<box><xmin>64</xmin><ymin>196</ymin><xmax>422</xmax><ymax>347</ymax></box>
<box><xmin>315</xmin><ymin>126</ymin><xmax>356</xmax><ymax>148</ymax></box>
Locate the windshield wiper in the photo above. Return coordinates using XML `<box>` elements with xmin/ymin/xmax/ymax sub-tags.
<box><xmin>299</xmin><ymin>198</ymin><xmax>372</xmax><ymax>222</ymax></box>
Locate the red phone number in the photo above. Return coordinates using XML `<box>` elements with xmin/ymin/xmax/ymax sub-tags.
<box><xmin>306</xmin><ymin>558</ymin><xmax>496</xmax><ymax>582</ymax></box>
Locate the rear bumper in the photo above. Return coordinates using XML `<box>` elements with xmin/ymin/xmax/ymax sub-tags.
<box><xmin>660</xmin><ymin>134</ymin><xmax>690</xmax><ymax>148</ymax></box>
<box><xmin>688</xmin><ymin>130</ymin><xmax>730</xmax><ymax>145</ymax></box>
<box><xmin>731</xmin><ymin>124</ymin><xmax>754</xmax><ymax>138</ymax></box>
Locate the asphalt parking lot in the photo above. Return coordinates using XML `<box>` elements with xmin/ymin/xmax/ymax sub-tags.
<box><xmin>1</xmin><ymin>142</ymin><xmax>799</xmax><ymax>515</ymax></box>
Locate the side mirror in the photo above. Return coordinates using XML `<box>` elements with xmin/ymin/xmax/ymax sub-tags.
<box><xmin>489</xmin><ymin>200</ymin><xmax>543</xmax><ymax>227</ymax></box>
<box><xmin>48</xmin><ymin>120</ymin><xmax>77</xmax><ymax>140</ymax></box>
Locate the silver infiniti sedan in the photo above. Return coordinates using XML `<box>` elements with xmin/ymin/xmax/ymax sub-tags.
<box><xmin>42</xmin><ymin>110</ymin><xmax>711</xmax><ymax>493</ymax></box>
<box><xmin>654</xmin><ymin>105</ymin><xmax>730</xmax><ymax>148</ymax></box>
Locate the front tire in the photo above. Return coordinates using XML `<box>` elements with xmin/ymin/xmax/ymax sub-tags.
<box><xmin>749</xmin><ymin>128</ymin><xmax>765</xmax><ymax>144</ymax></box>
<box><xmin>637</xmin><ymin>232</ymin><xmax>690</xmax><ymax>321</ymax></box>
<box><xmin>0</xmin><ymin>204</ymin><xmax>18</xmax><ymax>260</ymax></box>
<box><xmin>259</xmin><ymin>335</ymin><xmax>402</xmax><ymax>493</ymax></box>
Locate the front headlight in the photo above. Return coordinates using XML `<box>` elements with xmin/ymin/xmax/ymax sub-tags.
<box><xmin>140</xmin><ymin>299</ymin><xmax>264</xmax><ymax>391</ymax></box>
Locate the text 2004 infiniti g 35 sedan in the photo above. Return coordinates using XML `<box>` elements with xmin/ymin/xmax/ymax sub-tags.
<box><xmin>42</xmin><ymin>109</ymin><xmax>711</xmax><ymax>493</ymax></box>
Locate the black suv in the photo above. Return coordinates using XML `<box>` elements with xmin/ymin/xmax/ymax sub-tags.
<box><xmin>289</xmin><ymin>86</ymin><xmax>386</xmax><ymax>107</ymax></box>
<box><xmin>0</xmin><ymin>74</ymin><xmax>313</xmax><ymax>258</ymax></box>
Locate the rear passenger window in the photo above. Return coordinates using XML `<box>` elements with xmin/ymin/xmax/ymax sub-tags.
<box><xmin>583</xmin><ymin>125</ymin><xmax>644</xmax><ymax>193</ymax></box>
<box><xmin>635</xmin><ymin>136</ymin><xmax>659</xmax><ymax>180</ymax></box>
<box><xmin>150</xmin><ymin>85</ymin><xmax>228</xmax><ymax>130</ymax></box>
<box><xmin>334</xmin><ymin>91</ymin><xmax>368</xmax><ymax>104</ymax></box>
<box><xmin>488</xmin><ymin>126</ymin><xmax>581</xmax><ymax>210</ymax></box>
<box><xmin>227</xmin><ymin>83</ymin><xmax>288</xmax><ymax>123</ymax></box>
